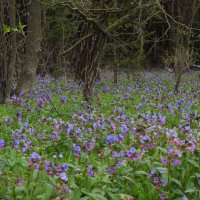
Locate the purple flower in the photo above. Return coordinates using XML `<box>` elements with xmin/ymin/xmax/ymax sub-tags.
<box><xmin>112</xmin><ymin>151</ymin><xmax>120</xmax><ymax>158</ymax></box>
<box><xmin>59</xmin><ymin>154</ymin><xmax>63</xmax><ymax>159</ymax></box>
<box><xmin>29</xmin><ymin>152</ymin><xmax>41</xmax><ymax>169</ymax></box>
<box><xmin>151</xmin><ymin>169</ymin><xmax>156</xmax><ymax>175</ymax></box>
<box><xmin>64</xmin><ymin>186</ymin><xmax>70</xmax><ymax>192</ymax></box>
<box><xmin>194</xmin><ymin>111</ymin><xmax>198</xmax><ymax>119</ymax></box>
<box><xmin>56</xmin><ymin>165</ymin><xmax>62</xmax><ymax>174</ymax></box>
<box><xmin>73</xmin><ymin>145</ymin><xmax>80</xmax><ymax>153</ymax></box>
<box><xmin>73</xmin><ymin>145</ymin><xmax>81</xmax><ymax>157</ymax></box>
<box><xmin>160</xmin><ymin>193</ymin><xmax>167</xmax><ymax>200</ymax></box>
<box><xmin>62</xmin><ymin>163</ymin><xmax>69</xmax><ymax>171</ymax></box>
<box><xmin>147</xmin><ymin>174</ymin><xmax>152</xmax><ymax>179</ymax></box>
<box><xmin>86</xmin><ymin>142</ymin><xmax>94</xmax><ymax>153</ymax></box>
<box><xmin>158</xmin><ymin>113</ymin><xmax>166</xmax><ymax>124</ymax></box>
<box><xmin>135</xmin><ymin>103</ymin><xmax>142</xmax><ymax>110</ymax></box>
<box><xmin>160</xmin><ymin>179</ymin><xmax>167</xmax><ymax>187</ymax></box>
<box><xmin>161</xmin><ymin>158</ymin><xmax>168</xmax><ymax>166</ymax></box>
<box><xmin>60</xmin><ymin>172</ymin><xmax>68</xmax><ymax>182</ymax></box>
<box><xmin>185</xmin><ymin>126</ymin><xmax>190</xmax><ymax>132</ymax></box>
<box><xmin>106</xmin><ymin>135</ymin><xmax>118</xmax><ymax>144</ymax></box>
<box><xmin>31</xmin><ymin>152</ymin><xmax>41</xmax><ymax>160</ymax></box>
<box><xmin>87</xmin><ymin>165</ymin><xmax>93</xmax><ymax>171</ymax></box>
<box><xmin>0</xmin><ymin>139</ymin><xmax>5</xmax><ymax>149</ymax></box>
<box><xmin>87</xmin><ymin>165</ymin><xmax>94</xmax><ymax>177</ymax></box>
<box><xmin>18</xmin><ymin>178</ymin><xmax>24</xmax><ymax>186</ymax></box>
<box><xmin>120</xmin><ymin>150</ymin><xmax>125</xmax><ymax>156</ymax></box>
<box><xmin>141</xmin><ymin>96</ymin><xmax>146</xmax><ymax>102</ymax></box>
<box><xmin>158</xmin><ymin>103</ymin><xmax>163</xmax><ymax>109</ymax></box>
<box><xmin>60</xmin><ymin>96</ymin><xmax>67</xmax><ymax>104</ymax></box>
<box><xmin>140</xmin><ymin>135</ymin><xmax>151</xmax><ymax>143</ymax></box>
<box><xmin>154</xmin><ymin>177</ymin><xmax>159</xmax><ymax>184</ymax></box>
<box><xmin>182</xmin><ymin>195</ymin><xmax>188</xmax><ymax>200</ymax></box>
<box><xmin>107</xmin><ymin>167</ymin><xmax>117</xmax><ymax>174</ymax></box>
<box><xmin>116</xmin><ymin>160</ymin><xmax>123</xmax><ymax>168</ymax></box>
<box><xmin>66</xmin><ymin>123</ymin><xmax>73</xmax><ymax>135</ymax></box>
<box><xmin>172</xmin><ymin>159</ymin><xmax>181</xmax><ymax>166</ymax></box>
<box><xmin>130</xmin><ymin>147</ymin><xmax>136</xmax><ymax>153</ymax></box>
<box><xmin>167</xmin><ymin>147</ymin><xmax>174</xmax><ymax>155</ymax></box>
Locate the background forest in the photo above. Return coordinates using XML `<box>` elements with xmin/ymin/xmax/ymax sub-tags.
<box><xmin>1</xmin><ymin>0</ymin><xmax>200</xmax><ymax>102</ymax></box>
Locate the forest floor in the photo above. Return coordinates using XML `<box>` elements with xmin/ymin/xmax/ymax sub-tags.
<box><xmin>0</xmin><ymin>71</ymin><xmax>199</xmax><ymax>200</ymax></box>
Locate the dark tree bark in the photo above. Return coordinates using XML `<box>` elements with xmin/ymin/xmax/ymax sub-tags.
<box><xmin>164</xmin><ymin>0</ymin><xmax>199</xmax><ymax>92</ymax></box>
<box><xmin>16</xmin><ymin>0</ymin><xmax>42</xmax><ymax>96</ymax></box>
<box><xmin>76</xmin><ymin>28</ymin><xmax>106</xmax><ymax>102</ymax></box>
<box><xmin>0</xmin><ymin>0</ymin><xmax>16</xmax><ymax>103</ymax></box>
<box><xmin>6</xmin><ymin>0</ymin><xmax>17</xmax><ymax>98</ymax></box>
<box><xmin>113</xmin><ymin>41</ymin><xmax>118</xmax><ymax>85</ymax></box>
<box><xmin>0</xmin><ymin>1</ymin><xmax>7</xmax><ymax>103</ymax></box>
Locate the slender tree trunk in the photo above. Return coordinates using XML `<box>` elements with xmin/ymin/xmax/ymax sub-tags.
<box><xmin>0</xmin><ymin>0</ymin><xmax>7</xmax><ymax>103</ymax></box>
<box><xmin>16</xmin><ymin>0</ymin><xmax>42</xmax><ymax>96</ymax></box>
<box><xmin>113</xmin><ymin>41</ymin><xmax>118</xmax><ymax>85</ymax></box>
<box><xmin>6</xmin><ymin>0</ymin><xmax>16</xmax><ymax>98</ymax></box>
<box><xmin>0</xmin><ymin>0</ymin><xmax>16</xmax><ymax>103</ymax></box>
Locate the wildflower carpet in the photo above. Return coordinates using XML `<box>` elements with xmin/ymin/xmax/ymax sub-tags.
<box><xmin>0</xmin><ymin>71</ymin><xmax>199</xmax><ymax>200</ymax></box>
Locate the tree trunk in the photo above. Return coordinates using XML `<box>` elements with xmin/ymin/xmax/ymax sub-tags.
<box><xmin>113</xmin><ymin>41</ymin><xmax>118</xmax><ymax>85</ymax></box>
<box><xmin>6</xmin><ymin>0</ymin><xmax>16</xmax><ymax>98</ymax></box>
<box><xmin>75</xmin><ymin>29</ymin><xmax>106</xmax><ymax>102</ymax></box>
<box><xmin>0</xmin><ymin>0</ymin><xmax>16</xmax><ymax>103</ymax></box>
<box><xmin>0</xmin><ymin>0</ymin><xmax>7</xmax><ymax>103</ymax></box>
<box><xmin>16</xmin><ymin>0</ymin><xmax>42</xmax><ymax>96</ymax></box>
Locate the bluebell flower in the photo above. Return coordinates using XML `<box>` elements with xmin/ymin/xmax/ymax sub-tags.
<box><xmin>60</xmin><ymin>172</ymin><xmax>68</xmax><ymax>182</ymax></box>
<box><xmin>0</xmin><ymin>139</ymin><xmax>5</xmax><ymax>149</ymax></box>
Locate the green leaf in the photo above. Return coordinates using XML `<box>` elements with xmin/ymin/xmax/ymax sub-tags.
<box><xmin>170</xmin><ymin>178</ymin><xmax>182</xmax><ymax>187</ymax></box>
<box><xmin>91</xmin><ymin>193</ymin><xmax>107</xmax><ymax>200</ymax></box>
<box><xmin>3</xmin><ymin>24</ymin><xmax>11</xmax><ymax>33</ymax></box>
<box><xmin>187</xmin><ymin>159</ymin><xmax>199</xmax><ymax>168</ymax></box>
<box><xmin>185</xmin><ymin>188</ymin><xmax>198</xmax><ymax>193</ymax></box>
<box><xmin>121</xmin><ymin>176</ymin><xmax>134</xmax><ymax>183</ymax></box>
<box><xmin>157</xmin><ymin>147</ymin><xmax>167</xmax><ymax>154</ymax></box>
<box><xmin>18</xmin><ymin>22</ymin><xmax>26</xmax><ymax>32</ymax></box>
<box><xmin>135</xmin><ymin>170</ymin><xmax>148</xmax><ymax>176</ymax></box>
<box><xmin>72</xmin><ymin>189</ymin><xmax>81</xmax><ymax>200</ymax></box>
<box><xmin>172</xmin><ymin>189</ymin><xmax>184</xmax><ymax>195</ymax></box>
<box><xmin>80</xmin><ymin>197</ymin><xmax>89</xmax><ymax>200</ymax></box>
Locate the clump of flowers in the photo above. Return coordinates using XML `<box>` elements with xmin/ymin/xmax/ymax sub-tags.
<box><xmin>87</xmin><ymin>165</ymin><xmax>94</xmax><ymax>177</ymax></box>
<box><xmin>147</xmin><ymin>169</ymin><xmax>166</xmax><ymax>190</ymax></box>
<box><xmin>28</xmin><ymin>152</ymin><xmax>41</xmax><ymax>169</ymax></box>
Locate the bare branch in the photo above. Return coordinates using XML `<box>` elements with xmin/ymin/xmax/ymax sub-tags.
<box><xmin>59</xmin><ymin>33</ymin><xmax>92</xmax><ymax>56</ymax></box>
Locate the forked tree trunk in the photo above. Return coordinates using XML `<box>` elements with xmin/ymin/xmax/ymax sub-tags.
<box><xmin>16</xmin><ymin>0</ymin><xmax>42</xmax><ymax>96</ymax></box>
<box><xmin>76</xmin><ymin>29</ymin><xmax>106</xmax><ymax>102</ymax></box>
